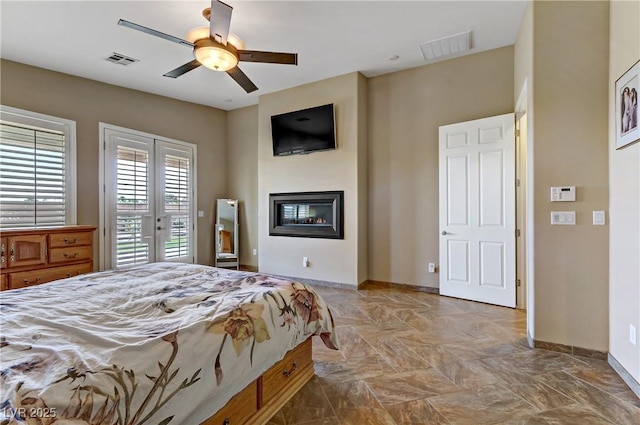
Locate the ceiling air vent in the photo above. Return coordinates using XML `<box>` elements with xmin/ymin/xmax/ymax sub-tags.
<box><xmin>106</xmin><ymin>52</ymin><xmax>140</xmax><ymax>66</ymax></box>
<box><xmin>420</xmin><ymin>31</ymin><xmax>472</xmax><ymax>61</ymax></box>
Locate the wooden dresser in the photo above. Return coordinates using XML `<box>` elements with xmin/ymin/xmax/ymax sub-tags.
<box><xmin>0</xmin><ymin>226</ymin><xmax>97</xmax><ymax>291</ymax></box>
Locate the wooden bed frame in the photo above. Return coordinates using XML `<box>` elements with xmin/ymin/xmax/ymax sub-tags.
<box><xmin>201</xmin><ymin>337</ymin><xmax>314</xmax><ymax>425</ymax></box>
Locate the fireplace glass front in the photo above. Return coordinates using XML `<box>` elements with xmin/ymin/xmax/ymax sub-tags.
<box><xmin>269</xmin><ymin>191</ymin><xmax>344</xmax><ymax>239</ymax></box>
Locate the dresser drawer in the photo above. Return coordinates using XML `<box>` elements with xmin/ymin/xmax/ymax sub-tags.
<box><xmin>9</xmin><ymin>262</ymin><xmax>92</xmax><ymax>289</ymax></box>
<box><xmin>49</xmin><ymin>231</ymin><xmax>93</xmax><ymax>248</ymax></box>
<box><xmin>203</xmin><ymin>380</ymin><xmax>258</xmax><ymax>425</ymax></box>
<box><xmin>261</xmin><ymin>338</ymin><xmax>313</xmax><ymax>405</ymax></box>
<box><xmin>49</xmin><ymin>246</ymin><xmax>93</xmax><ymax>264</ymax></box>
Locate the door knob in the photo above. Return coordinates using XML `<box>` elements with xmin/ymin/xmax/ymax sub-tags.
<box><xmin>441</xmin><ymin>231</ymin><xmax>448</xmax><ymax>235</ymax></box>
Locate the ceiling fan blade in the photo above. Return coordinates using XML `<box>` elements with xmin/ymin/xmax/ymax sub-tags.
<box><xmin>227</xmin><ymin>67</ymin><xmax>258</xmax><ymax>93</ymax></box>
<box><xmin>238</xmin><ymin>50</ymin><xmax>298</xmax><ymax>65</ymax></box>
<box><xmin>118</xmin><ymin>19</ymin><xmax>194</xmax><ymax>48</ymax></box>
<box><xmin>210</xmin><ymin>0</ymin><xmax>233</xmax><ymax>45</ymax></box>
<box><xmin>163</xmin><ymin>60</ymin><xmax>202</xmax><ymax>78</ymax></box>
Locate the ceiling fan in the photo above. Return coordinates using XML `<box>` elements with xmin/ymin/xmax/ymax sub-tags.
<box><xmin>118</xmin><ymin>0</ymin><xmax>298</xmax><ymax>93</ymax></box>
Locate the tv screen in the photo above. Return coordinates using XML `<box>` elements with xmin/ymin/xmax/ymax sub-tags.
<box><xmin>271</xmin><ymin>104</ymin><xmax>336</xmax><ymax>156</ymax></box>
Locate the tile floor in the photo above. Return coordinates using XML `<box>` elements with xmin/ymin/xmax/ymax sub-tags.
<box><xmin>267</xmin><ymin>283</ymin><xmax>640</xmax><ymax>425</ymax></box>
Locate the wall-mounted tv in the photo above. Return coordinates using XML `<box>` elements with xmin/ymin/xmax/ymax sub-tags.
<box><xmin>271</xmin><ymin>103</ymin><xmax>336</xmax><ymax>156</ymax></box>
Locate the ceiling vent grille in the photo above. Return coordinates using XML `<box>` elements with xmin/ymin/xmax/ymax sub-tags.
<box><xmin>420</xmin><ymin>31</ymin><xmax>472</xmax><ymax>61</ymax></box>
<box><xmin>106</xmin><ymin>52</ymin><xmax>140</xmax><ymax>65</ymax></box>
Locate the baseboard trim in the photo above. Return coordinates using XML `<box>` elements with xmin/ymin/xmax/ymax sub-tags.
<box><xmin>359</xmin><ymin>279</ymin><xmax>440</xmax><ymax>294</ymax></box>
<box><xmin>533</xmin><ymin>339</ymin><xmax>607</xmax><ymax>360</ymax></box>
<box><xmin>239</xmin><ymin>264</ymin><xmax>258</xmax><ymax>272</ymax></box>
<box><xmin>608</xmin><ymin>353</ymin><xmax>640</xmax><ymax>399</ymax></box>
<box><xmin>527</xmin><ymin>332</ymin><xmax>534</xmax><ymax>349</ymax></box>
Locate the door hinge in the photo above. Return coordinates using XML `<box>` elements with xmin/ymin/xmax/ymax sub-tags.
<box><xmin>103</xmin><ymin>228</ymin><xmax>106</xmax><ymax>237</ymax></box>
<box><xmin>516</xmin><ymin>229</ymin><xmax>521</xmax><ymax>237</ymax></box>
<box><xmin>516</xmin><ymin>279</ymin><xmax>521</xmax><ymax>287</ymax></box>
<box><xmin>516</xmin><ymin>179</ymin><xmax>520</xmax><ymax>187</ymax></box>
<box><xmin>515</xmin><ymin>129</ymin><xmax>520</xmax><ymax>138</ymax></box>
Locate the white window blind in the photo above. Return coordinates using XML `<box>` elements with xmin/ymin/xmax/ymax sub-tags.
<box><xmin>115</xmin><ymin>146</ymin><xmax>150</xmax><ymax>267</ymax></box>
<box><xmin>0</xmin><ymin>112</ymin><xmax>75</xmax><ymax>228</ymax></box>
<box><xmin>164</xmin><ymin>154</ymin><xmax>190</xmax><ymax>259</ymax></box>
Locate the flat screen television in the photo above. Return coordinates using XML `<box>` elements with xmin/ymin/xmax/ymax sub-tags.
<box><xmin>271</xmin><ymin>104</ymin><xmax>336</xmax><ymax>156</ymax></box>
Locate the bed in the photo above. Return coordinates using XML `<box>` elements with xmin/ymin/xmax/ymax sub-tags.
<box><xmin>0</xmin><ymin>262</ymin><xmax>339</xmax><ymax>425</ymax></box>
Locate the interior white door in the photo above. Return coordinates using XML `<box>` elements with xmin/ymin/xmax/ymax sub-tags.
<box><xmin>438</xmin><ymin>113</ymin><xmax>516</xmax><ymax>307</ymax></box>
<box><xmin>104</xmin><ymin>129</ymin><xmax>195</xmax><ymax>269</ymax></box>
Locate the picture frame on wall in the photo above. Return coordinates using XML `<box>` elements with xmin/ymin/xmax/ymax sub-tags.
<box><xmin>615</xmin><ymin>60</ymin><xmax>639</xmax><ymax>149</ymax></box>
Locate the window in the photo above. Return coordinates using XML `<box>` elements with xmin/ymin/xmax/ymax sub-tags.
<box><xmin>0</xmin><ymin>106</ymin><xmax>76</xmax><ymax>229</ymax></box>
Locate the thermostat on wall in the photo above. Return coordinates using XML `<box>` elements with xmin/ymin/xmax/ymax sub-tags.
<box><xmin>550</xmin><ymin>186</ymin><xmax>576</xmax><ymax>202</ymax></box>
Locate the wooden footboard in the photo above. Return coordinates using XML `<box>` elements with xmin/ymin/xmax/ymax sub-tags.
<box><xmin>201</xmin><ymin>337</ymin><xmax>314</xmax><ymax>425</ymax></box>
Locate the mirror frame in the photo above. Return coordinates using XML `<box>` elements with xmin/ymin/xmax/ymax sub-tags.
<box><xmin>215</xmin><ymin>198</ymin><xmax>239</xmax><ymax>268</ymax></box>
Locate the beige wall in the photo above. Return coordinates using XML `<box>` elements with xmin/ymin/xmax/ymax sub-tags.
<box><xmin>367</xmin><ymin>46</ymin><xmax>514</xmax><ymax>288</ymax></box>
<box><xmin>227</xmin><ymin>105</ymin><xmax>259</xmax><ymax>268</ymax></box>
<box><xmin>257</xmin><ymin>73</ymin><xmax>367</xmax><ymax>286</ymax></box>
<box><xmin>0</xmin><ymin>59</ymin><xmax>227</xmax><ymax>266</ymax></box>
<box><xmin>609</xmin><ymin>0</ymin><xmax>640</xmax><ymax>382</ymax></box>
<box><xmin>357</xmin><ymin>73</ymin><xmax>369</xmax><ymax>284</ymax></box>
<box><xmin>532</xmin><ymin>1</ymin><xmax>609</xmax><ymax>351</ymax></box>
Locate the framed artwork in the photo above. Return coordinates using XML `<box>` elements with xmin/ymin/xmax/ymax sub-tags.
<box><xmin>615</xmin><ymin>60</ymin><xmax>639</xmax><ymax>149</ymax></box>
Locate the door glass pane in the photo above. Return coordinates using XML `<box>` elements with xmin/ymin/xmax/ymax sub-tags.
<box><xmin>115</xmin><ymin>146</ymin><xmax>150</xmax><ymax>267</ymax></box>
<box><xmin>163</xmin><ymin>154</ymin><xmax>190</xmax><ymax>260</ymax></box>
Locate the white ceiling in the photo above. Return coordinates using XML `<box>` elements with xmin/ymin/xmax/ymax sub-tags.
<box><xmin>0</xmin><ymin>1</ymin><xmax>527</xmax><ymax>111</ymax></box>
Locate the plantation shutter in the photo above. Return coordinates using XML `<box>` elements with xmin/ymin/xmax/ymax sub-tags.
<box><xmin>115</xmin><ymin>144</ymin><xmax>152</xmax><ymax>267</ymax></box>
<box><xmin>162</xmin><ymin>154</ymin><xmax>191</xmax><ymax>259</ymax></box>
<box><xmin>0</xmin><ymin>123</ymin><xmax>67</xmax><ymax>229</ymax></box>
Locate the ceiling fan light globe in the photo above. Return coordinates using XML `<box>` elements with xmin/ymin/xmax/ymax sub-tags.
<box><xmin>195</xmin><ymin>46</ymin><xmax>238</xmax><ymax>72</ymax></box>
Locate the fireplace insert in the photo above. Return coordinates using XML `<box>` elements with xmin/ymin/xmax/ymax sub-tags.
<box><xmin>269</xmin><ymin>191</ymin><xmax>344</xmax><ymax>239</ymax></box>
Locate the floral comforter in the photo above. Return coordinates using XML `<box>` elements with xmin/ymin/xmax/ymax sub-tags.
<box><xmin>0</xmin><ymin>263</ymin><xmax>339</xmax><ymax>425</ymax></box>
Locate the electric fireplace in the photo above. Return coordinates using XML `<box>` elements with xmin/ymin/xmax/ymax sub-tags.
<box><xmin>269</xmin><ymin>191</ymin><xmax>344</xmax><ymax>239</ymax></box>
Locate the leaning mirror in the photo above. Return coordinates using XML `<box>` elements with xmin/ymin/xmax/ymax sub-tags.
<box><xmin>215</xmin><ymin>199</ymin><xmax>239</xmax><ymax>269</ymax></box>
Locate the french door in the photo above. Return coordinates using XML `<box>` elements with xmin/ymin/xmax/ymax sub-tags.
<box><xmin>102</xmin><ymin>127</ymin><xmax>195</xmax><ymax>269</ymax></box>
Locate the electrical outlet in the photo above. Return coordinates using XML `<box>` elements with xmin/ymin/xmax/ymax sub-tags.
<box><xmin>303</xmin><ymin>257</ymin><xmax>309</xmax><ymax>268</ymax></box>
<box><xmin>252</xmin><ymin>248</ymin><xmax>257</xmax><ymax>256</ymax></box>
<box><xmin>630</xmin><ymin>324</ymin><xmax>637</xmax><ymax>346</ymax></box>
<box><xmin>428</xmin><ymin>263</ymin><xmax>436</xmax><ymax>273</ymax></box>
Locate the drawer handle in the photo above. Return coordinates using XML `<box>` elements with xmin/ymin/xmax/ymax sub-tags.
<box><xmin>63</xmin><ymin>252</ymin><xmax>79</xmax><ymax>259</ymax></box>
<box><xmin>223</xmin><ymin>419</ymin><xmax>230</xmax><ymax>425</ymax></box>
<box><xmin>24</xmin><ymin>277</ymin><xmax>41</xmax><ymax>284</ymax></box>
<box><xmin>282</xmin><ymin>361</ymin><xmax>297</xmax><ymax>377</ymax></box>
<box><xmin>63</xmin><ymin>237</ymin><xmax>78</xmax><ymax>244</ymax></box>
<box><xmin>9</xmin><ymin>244</ymin><xmax>14</xmax><ymax>262</ymax></box>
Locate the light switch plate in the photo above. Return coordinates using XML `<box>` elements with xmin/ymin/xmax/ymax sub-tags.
<box><xmin>551</xmin><ymin>211</ymin><xmax>576</xmax><ymax>225</ymax></box>
<box><xmin>593</xmin><ymin>211</ymin><xmax>605</xmax><ymax>225</ymax></box>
